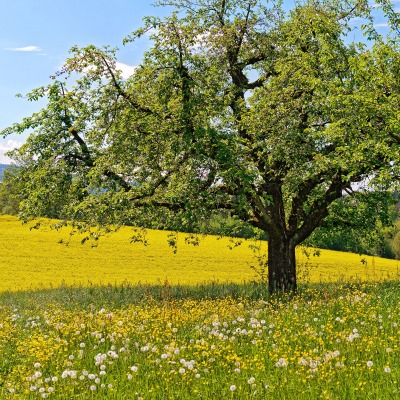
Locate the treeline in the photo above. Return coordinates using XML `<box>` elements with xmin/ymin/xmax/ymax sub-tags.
<box><xmin>1</xmin><ymin>165</ymin><xmax>399</xmax><ymax>259</ymax></box>
<box><xmin>199</xmin><ymin>206</ymin><xmax>400</xmax><ymax>260</ymax></box>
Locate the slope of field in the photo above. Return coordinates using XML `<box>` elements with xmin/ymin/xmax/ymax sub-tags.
<box><xmin>0</xmin><ymin>215</ymin><xmax>399</xmax><ymax>292</ymax></box>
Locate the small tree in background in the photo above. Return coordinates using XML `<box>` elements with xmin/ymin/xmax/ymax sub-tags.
<box><xmin>2</xmin><ymin>0</ymin><xmax>400</xmax><ymax>293</ymax></box>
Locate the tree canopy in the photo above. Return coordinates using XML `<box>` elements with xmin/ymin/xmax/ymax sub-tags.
<box><xmin>2</xmin><ymin>0</ymin><xmax>400</xmax><ymax>293</ymax></box>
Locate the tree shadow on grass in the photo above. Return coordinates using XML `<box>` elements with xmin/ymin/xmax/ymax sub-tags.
<box><xmin>0</xmin><ymin>279</ymin><xmax>399</xmax><ymax>310</ymax></box>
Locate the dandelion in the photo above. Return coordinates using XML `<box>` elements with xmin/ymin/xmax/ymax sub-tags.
<box><xmin>230</xmin><ymin>385</ymin><xmax>237</xmax><ymax>391</ymax></box>
<box><xmin>131</xmin><ymin>366</ymin><xmax>138</xmax><ymax>372</ymax></box>
<box><xmin>90</xmin><ymin>385</ymin><xmax>96</xmax><ymax>391</ymax></box>
<box><xmin>366</xmin><ymin>361</ymin><xmax>373</xmax><ymax>368</ymax></box>
<box><xmin>384</xmin><ymin>367</ymin><xmax>391</xmax><ymax>373</ymax></box>
<box><xmin>276</xmin><ymin>358</ymin><xmax>288</xmax><ymax>367</ymax></box>
<box><xmin>248</xmin><ymin>377</ymin><xmax>255</xmax><ymax>384</ymax></box>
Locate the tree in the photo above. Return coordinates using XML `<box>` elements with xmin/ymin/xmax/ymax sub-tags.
<box><xmin>2</xmin><ymin>0</ymin><xmax>400</xmax><ymax>293</ymax></box>
<box><xmin>0</xmin><ymin>166</ymin><xmax>22</xmax><ymax>215</ymax></box>
<box><xmin>305</xmin><ymin>191</ymin><xmax>398</xmax><ymax>258</ymax></box>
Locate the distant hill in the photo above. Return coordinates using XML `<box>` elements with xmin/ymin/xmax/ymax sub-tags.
<box><xmin>0</xmin><ymin>164</ymin><xmax>9</xmax><ymax>181</ymax></box>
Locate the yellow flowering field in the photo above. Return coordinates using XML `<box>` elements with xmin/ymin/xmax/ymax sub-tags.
<box><xmin>0</xmin><ymin>283</ymin><xmax>399</xmax><ymax>399</ymax></box>
<box><xmin>0</xmin><ymin>215</ymin><xmax>399</xmax><ymax>292</ymax></box>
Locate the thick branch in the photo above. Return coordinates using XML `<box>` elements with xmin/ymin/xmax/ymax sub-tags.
<box><xmin>129</xmin><ymin>152</ymin><xmax>192</xmax><ymax>202</ymax></box>
<box><xmin>287</xmin><ymin>174</ymin><xmax>324</xmax><ymax>231</ymax></box>
<box><xmin>293</xmin><ymin>177</ymin><xmax>345</xmax><ymax>244</ymax></box>
<box><xmin>101</xmin><ymin>56</ymin><xmax>154</xmax><ymax>116</ymax></box>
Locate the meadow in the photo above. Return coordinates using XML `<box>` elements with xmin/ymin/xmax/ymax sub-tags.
<box><xmin>1</xmin><ymin>215</ymin><xmax>400</xmax><ymax>399</ymax></box>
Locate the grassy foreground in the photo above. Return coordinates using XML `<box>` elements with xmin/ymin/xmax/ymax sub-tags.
<box><xmin>1</xmin><ymin>216</ymin><xmax>400</xmax><ymax>398</ymax></box>
<box><xmin>1</xmin><ymin>215</ymin><xmax>399</xmax><ymax>292</ymax></box>
<box><xmin>0</xmin><ymin>282</ymin><xmax>399</xmax><ymax>399</ymax></box>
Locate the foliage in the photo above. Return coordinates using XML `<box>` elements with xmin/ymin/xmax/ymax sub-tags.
<box><xmin>200</xmin><ymin>212</ymin><xmax>266</xmax><ymax>240</ymax></box>
<box><xmin>2</xmin><ymin>0</ymin><xmax>400</xmax><ymax>292</ymax></box>
<box><xmin>305</xmin><ymin>192</ymin><xmax>399</xmax><ymax>258</ymax></box>
<box><xmin>0</xmin><ymin>164</ymin><xmax>9</xmax><ymax>181</ymax></box>
<box><xmin>390</xmin><ymin>220</ymin><xmax>400</xmax><ymax>259</ymax></box>
<box><xmin>0</xmin><ymin>166</ymin><xmax>24</xmax><ymax>216</ymax></box>
<box><xmin>0</xmin><ymin>282</ymin><xmax>400</xmax><ymax>398</ymax></box>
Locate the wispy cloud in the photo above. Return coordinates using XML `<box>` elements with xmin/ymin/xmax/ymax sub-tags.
<box><xmin>6</xmin><ymin>45</ymin><xmax>42</xmax><ymax>52</ymax></box>
<box><xmin>0</xmin><ymin>140</ymin><xmax>22</xmax><ymax>164</ymax></box>
<box><xmin>373</xmin><ymin>23</ymin><xmax>389</xmax><ymax>28</ymax></box>
<box><xmin>83</xmin><ymin>61</ymin><xmax>137</xmax><ymax>79</ymax></box>
<box><xmin>349</xmin><ymin>16</ymin><xmax>365</xmax><ymax>25</ymax></box>
<box><xmin>116</xmin><ymin>62</ymin><xmax>136</xmax><ymax>79</ymax></box>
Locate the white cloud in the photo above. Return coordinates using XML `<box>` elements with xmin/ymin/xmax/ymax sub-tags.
<box><xmin>82</xmin><ymin>61</ymin><xmax>136</xmax><ymax>79</ymax></box>
<box><xmin>6</xmin><ymin>45</ymin><xmax>42</xmax><ymax>52</ymax></box>
<box><xmin>373</xmin><ymin>23</ymin><xmax>389</xmax><ymax>28</ymax></box>
<box><xmin>116</xmin><ymin>62</ymin><xmax>137</xmax><ymax>79</ymax></box>
<box><xmin>0</xmin><ymin>140</ymin><xmax>23</xmax><ymax>164</ymax></box>
<box><xmin>144</xmin><ymin>27</ymin><xmax>158</xmax><ymax>37</ymax></box>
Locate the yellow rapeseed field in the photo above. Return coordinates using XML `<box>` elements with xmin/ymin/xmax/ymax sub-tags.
<box><xmin>1</xmin><ymin>215</ymin><xmax>399</xmax><ymax>292</ymax></box>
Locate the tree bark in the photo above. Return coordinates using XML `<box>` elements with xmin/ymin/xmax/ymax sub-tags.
<box><xmin>268</xmin><ymin>233</ymin><xmax>297</xmax><ymax>294</ymax></box>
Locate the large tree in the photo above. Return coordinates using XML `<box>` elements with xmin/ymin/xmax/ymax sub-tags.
<box><xmin>2</xmin><ymin>0</ymin><xmax>400</xmax><ymax>293</ymax></box>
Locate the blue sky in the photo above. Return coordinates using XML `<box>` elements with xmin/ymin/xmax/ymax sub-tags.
<box><xmin>0</xmin><ymin>0</ymin><xmax>173</xmax><ymax>163</ymax></box>
<box><xmin>0</xmin><ymin>0</ymin><xmax>396</xmax><ymax>163</ymax></box>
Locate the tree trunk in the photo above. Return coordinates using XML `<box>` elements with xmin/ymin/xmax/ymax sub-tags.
<box><xmin>268</xmin><ymin>234</ymin><xmax>297</xmax><ymax>294</ymax></box>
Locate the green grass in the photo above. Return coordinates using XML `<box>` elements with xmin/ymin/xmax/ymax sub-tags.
<box><xmin>1</xmin><ymin>281</ymin><xmax>400</xmax><ymax>399</ymax></box>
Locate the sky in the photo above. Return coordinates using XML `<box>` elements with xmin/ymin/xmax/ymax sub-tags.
<box><xmin>0</xmin><ymin>0</ymin><xmax>173</xmax><ymax>163</ymax></box>
<box><xmin>0</xmin><ymin>0</ymin><xmax>397</xmax><ymax>163</ymax></box>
